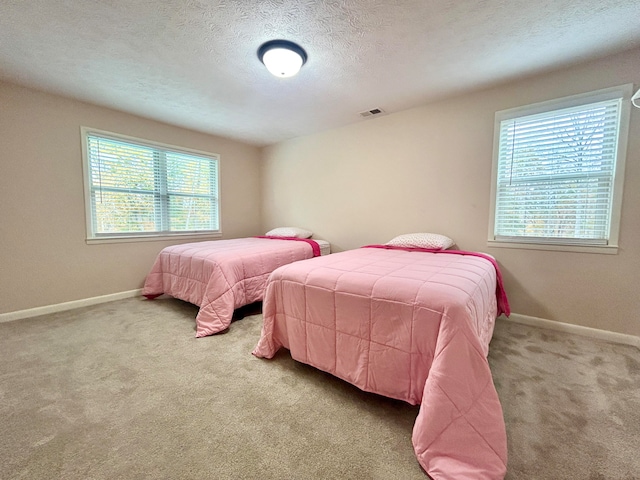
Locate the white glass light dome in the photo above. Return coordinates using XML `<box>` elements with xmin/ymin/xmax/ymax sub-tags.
<box><xmin>258</xmin><ymin>40</ymin><xmax>307</xmax><ymax>78</ymax></box>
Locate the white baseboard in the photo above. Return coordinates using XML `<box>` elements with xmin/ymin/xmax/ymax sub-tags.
<box><xmin>0</xmin><ymin>289</ymin><xmax>142</xmax><ymax>323</ymax></box>
<box><xmin>503</xmin><ymin>312</ymin><xmax>640</xmax><ymax>349</ymax></box>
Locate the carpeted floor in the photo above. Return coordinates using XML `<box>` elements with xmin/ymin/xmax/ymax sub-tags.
<box><xmin>1</xmin><ymin>297</ymin><xmax>639</xmax><ymax>479</ymax></box>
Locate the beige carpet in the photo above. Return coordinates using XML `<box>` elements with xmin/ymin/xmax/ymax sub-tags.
<box><xmin>1</xmin><ymin>297</ymin><xmax>638</xmax><ymax>479</ymax></box>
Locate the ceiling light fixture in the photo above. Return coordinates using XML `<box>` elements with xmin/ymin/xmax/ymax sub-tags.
<box><xmin>258</xmin><ymin>40</ymin><xmax>307</xmax><ymax>78</ymax></box>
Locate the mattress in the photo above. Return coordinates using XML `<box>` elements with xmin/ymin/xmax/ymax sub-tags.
<box><xmin>314</xmin><ymin>239</ymin><xmax>331</xmax><ymax>256</ymax></box>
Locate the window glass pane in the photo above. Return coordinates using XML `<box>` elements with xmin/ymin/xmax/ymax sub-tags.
<box><xmin>88</xmin><ymin>138</ymin><xmax>155</xmax><ymax>191</ymax></box>
<box><xmin>166</xmin><ymin>153</ymin><xmax>215</xmax><ymax>196</ymax></box>
<box><xmin>93</xmin><ymin>191</ymin><xmax>156</xmax><ymax>234</ymax></box>
<box><xmin>495</xmin><ymin>176</ymin><xmax>611</xmax><ymax>239</ymax></box>
<box><xmin>497</xmin><ymin>103</ymin><xmax>617</xmax><ymax>182</ymax></box>
<box><xmin>168</xmin><ymin>196</ymin><xmax>217</xmax><ymax>231</ymax></box>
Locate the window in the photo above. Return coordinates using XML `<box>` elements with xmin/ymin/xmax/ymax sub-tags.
<box><xmin>81</xmin><ymin>128</ymin><xmax>220</xmax><ymax>242</ymax></box>
<box><xmin>488</xmin><ymin>85</ymin><xmax>632</xmax><ymax>253</ymax></box>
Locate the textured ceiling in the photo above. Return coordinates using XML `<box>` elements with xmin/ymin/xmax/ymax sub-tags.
<box><xmin>1</xmin><ymin>0</ymin><xmax>640</xmax><ymax>146</ymax></box>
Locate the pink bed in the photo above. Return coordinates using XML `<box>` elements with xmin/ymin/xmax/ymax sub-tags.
<box><xmin>142</xmin><ymin>237</ymin><xmax>321</xmax><ymax>337</ymax></box>
<box><xmin>253</xmin><ymin>246</ymin><xmax>509</xmax><ymax>479</ymax></box>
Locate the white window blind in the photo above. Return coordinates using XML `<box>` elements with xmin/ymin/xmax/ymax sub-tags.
<box><xmin>491</xmin><ymin>86</ymin><xmax>631</xmax><ymax>249</ymax></box>
<box><xmin>83</xmin><ymin>130</ymin><xmax>219</xmax><ymax>239</ymax></box>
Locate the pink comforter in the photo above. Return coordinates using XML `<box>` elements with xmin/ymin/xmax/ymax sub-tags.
<box><xmin>253</xmin><ymin>247</ymin><xmax>508</xmax><ymax>479</ymax></box>
<box><xmin>142</xmin><ymin>237</ymin><xmax>320</xmax><ymax>337</ymax></box>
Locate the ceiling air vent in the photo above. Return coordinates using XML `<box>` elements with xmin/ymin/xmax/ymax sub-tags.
<box><xmin>359</xmin><ymin>108</ymin><xmax>386</xmax><ymax>118</ymax></box>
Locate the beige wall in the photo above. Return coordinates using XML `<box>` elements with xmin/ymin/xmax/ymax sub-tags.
<box><xmin>0</xmin><ymin>81</ymin><xmax>262</xmax><ymax>313</ymax></box>
<box><xmin>261</xmin><ymin>47</ymin><xmax>640</xmax><ymax>337</ymax></box>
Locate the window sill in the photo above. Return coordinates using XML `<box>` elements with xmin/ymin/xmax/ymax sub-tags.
<box><xmin>86</xmin><ymin>232</ymin><xmax>222</xmax><ymax>245</ymax></box>
<box><xmin>486</xmin><ymin>239</ymin><xmax>618</xmax><ymax>255</ymax></box>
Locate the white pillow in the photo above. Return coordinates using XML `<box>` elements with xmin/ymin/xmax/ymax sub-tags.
<box><xmin>265</xmin><ymin>227</ymin><xmax>313</xmax><ymax>239</ymax></box>
<box><xmin>385</xmin><ymin>232</ymin><xmax>454</xmax><ymax>250</ymax></box>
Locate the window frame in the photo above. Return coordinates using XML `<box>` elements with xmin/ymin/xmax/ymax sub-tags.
<box><xmin>81</xmin><ymin>127</ymin><xmax>222</xmax><ymax>244</ymax></box>
<box><xmin>487</xmin><ymin>85</ymin><xmax>633</xmax><ymax>254</ymax></box>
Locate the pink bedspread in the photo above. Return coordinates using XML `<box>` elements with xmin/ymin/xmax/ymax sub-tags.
<box><xmin>142</xmin><ymin>237</ymin><xmax>320</xmax><ymax>337</ymax></box>
<box><xmin>253</xmin><ymin>247</ymin><xmax>508</xmax><ymax>479</ymax></box>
